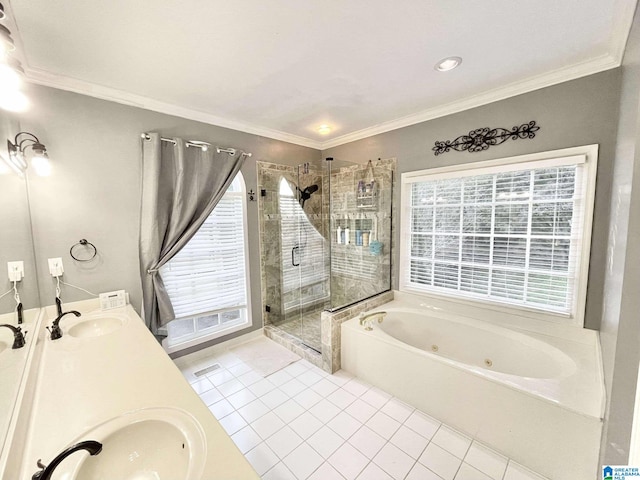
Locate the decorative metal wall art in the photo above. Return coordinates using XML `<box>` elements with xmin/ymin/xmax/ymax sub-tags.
<box><xmin>432</xmin><ymin>121</ymin><xmax>540</xmax><ymax>156</ymax></box>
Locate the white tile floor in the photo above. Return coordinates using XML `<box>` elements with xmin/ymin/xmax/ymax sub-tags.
<box><xmin>176</xmin><ymin>339</ymin><xmax>548</xmax><ymax>480</ymax></box>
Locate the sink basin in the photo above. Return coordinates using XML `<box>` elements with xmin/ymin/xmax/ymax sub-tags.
<box><xmin>67</xmin><ymin>316</ymin><xmax>125</xmax><ymax>338</ymax></box>
<box><xmin>63</xmin><ymin>407</ymin><xmax>206</xmax><ymax>479</ymax></box>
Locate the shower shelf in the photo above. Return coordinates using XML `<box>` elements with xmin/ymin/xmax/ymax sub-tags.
<box><xmin>356</xmin><ymin>192</ymin><xmax>377</xmax><ymax>209</ymax></box>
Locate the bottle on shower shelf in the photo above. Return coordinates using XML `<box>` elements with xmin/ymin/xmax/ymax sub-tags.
<box><xmin>363</xmin><ymin>230</ymin><xmax>370</xmax><ymax>247</ymax></box>
<box><xmin>337</xmin><ymin>225</ymin><xmax>343</xmax><ymax>245</ymax></box>
<box><xmin>344</xmin><ymin>225</ymin><xmax>350</xmax><ymax>245</ymax></box>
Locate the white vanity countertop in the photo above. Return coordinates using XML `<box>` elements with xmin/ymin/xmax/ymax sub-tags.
<box><xmin>17</xmin><ymin>303</ymin><xmax>259</xmax><ymax>479</ymax></box>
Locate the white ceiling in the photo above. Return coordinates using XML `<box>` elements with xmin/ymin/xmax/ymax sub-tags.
<box><xmin>7</xmin><ymin>0</ymin><xmax>636</xmax><ymax>149</ymax></box>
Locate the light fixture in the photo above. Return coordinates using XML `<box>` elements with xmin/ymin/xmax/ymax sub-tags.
<box><xmin>0</xmin><ymin>4</ymin><xmax>30</xmax><ymax>113</ymax></box>
<box><xmin>435</xmin><ymin>56</ymin><xmax>462</xmax><ymax>72</ymax></box>
<box><xmin>318</xmin><ymin>124</ymin><xmax>331</xmax><ymax>135</ymax></box>
<box><xmin>0</xmin><ymin>24</ymin><xmax>14</xmax><ymax>56</ymax></box>
<box><xmin>0</xmin><ymin>89</ymin><xmax>28</xmax><ymax>112</ymax></box>
<box><xmin>0</xmin><ymin>57</ymin><xmax>23</xmax><ymax>90</ymax></box>
<box><xmin>7</xmin><ymin>132</ymin><xmax>51</xmax><ymax>176</ymax></box>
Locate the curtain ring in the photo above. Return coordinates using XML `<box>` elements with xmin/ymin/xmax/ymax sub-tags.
<box><xmin>70</xmin><ymin>239</ymin><xmax>97</xmax><ymax>262</ymax></box>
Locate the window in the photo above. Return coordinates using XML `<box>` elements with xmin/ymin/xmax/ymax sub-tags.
<box><xmin>160</xmin><ymin>173</ymin><xmax>251</xmax><ymax>351</ymax></box>
<box><xmin>400</xmin><ymin>146</ymin><xmax>597</xmax><ymax>325</ymax></box>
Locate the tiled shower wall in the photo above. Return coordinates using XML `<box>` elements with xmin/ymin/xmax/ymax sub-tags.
<box><xmin>258</xmin><ymin>159</ymin><xmax>397</xmax><ymax>372</ymax></box>
<box><xmin>324</xmin><ymin>159</ymin><xmax>395</xmax><ymax>308</ymax></box>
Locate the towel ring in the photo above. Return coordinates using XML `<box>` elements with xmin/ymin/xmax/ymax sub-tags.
<box><xmin>70</xmin><ymin>239</ymin><xmax>97</xmax><ymax>262</ymax></box>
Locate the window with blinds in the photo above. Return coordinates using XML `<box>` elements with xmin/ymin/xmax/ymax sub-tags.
<box><xmin>161</xmin><ymin>174</ymin><xmax>250</xmax><ymax>348</ymax></box>
<box><xmin>400</xmin><ymin>148</ymin><xmax>597</xmax><ymax>323</ymax></box>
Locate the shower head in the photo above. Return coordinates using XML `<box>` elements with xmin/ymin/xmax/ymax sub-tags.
<box><xmin>298</xmin><ymin>184</ymin><xmax>319</xmax><ymax>207</ymax></box>
<box><xmin>304</xmin><ymin>185</ymin><xmax>319</xmax><ymax>196</ymax></box>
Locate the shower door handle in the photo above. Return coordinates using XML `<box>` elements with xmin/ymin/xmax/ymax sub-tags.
<box><xmin>292</xmin><ymin>246</ymin><xmax>300</xmax><ymax>267</ymax></box>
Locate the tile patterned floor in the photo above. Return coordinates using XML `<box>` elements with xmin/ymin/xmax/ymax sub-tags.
<box><xmin>176</xmin><ymin>338</ymin><xmax>548</xmax><ymax>480</ymax></box>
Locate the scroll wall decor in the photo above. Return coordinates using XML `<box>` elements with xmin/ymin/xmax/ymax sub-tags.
<box><xmin>432</xmin><ymin>120</ymin><xmax>540</xmax><ymax>156</ymax></box>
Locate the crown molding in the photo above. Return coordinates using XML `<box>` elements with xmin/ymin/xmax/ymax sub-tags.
<box><xmin>24</xmin><ymin>67</ymin><xmax>324</xmax><ymax>150</ymax></box>
<box><xmin>610</xmin><ymin>0</ymin><xmax>638</xmax><ymax>63</ymax></box>
<box><xmin>24</xmin><ymin>52</ymin><xmax>621</xmax><ymax>153</ymax></box>
<box><xmin>319</xmin><ymin>53</ymin><xmax>621</xmax><ymax>150</ymax></box>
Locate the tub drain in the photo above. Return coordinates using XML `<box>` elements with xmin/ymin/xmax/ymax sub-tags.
<box><xmin>484</xmin><ymin>359</ymin><xmax>493</xmax><ymax>367</ymax></box>
<box><xmin>431</xmin><ymin>345</ymin><xmax>439</xmax><ymax>352</ymax></box>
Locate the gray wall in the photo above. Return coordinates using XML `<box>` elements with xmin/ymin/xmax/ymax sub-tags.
<box><xmin>17</xmin><ymin>85</ymin><xmax>320</xmax><ymax>349</ymax></box>
<box><xmin>599</xmin><ymin>5</ymin><xmax>640</xmax><ymax>465</ymax></box>
<box><xmin>323</xmin><ymin>69</ymin><xmax>622</xmax><ymax>332</ymax></box>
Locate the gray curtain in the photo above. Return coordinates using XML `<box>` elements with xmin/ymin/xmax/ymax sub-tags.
<box><xmin>139</xmin><ymin>133</ymin><xmax>247</xmax><ymax>334</ymax></box>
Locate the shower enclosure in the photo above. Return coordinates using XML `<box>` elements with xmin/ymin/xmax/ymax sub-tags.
<box><xmin>258</xmin><ymin>158</ymin><xmax>394</xmax><ymax>353</ymax></box>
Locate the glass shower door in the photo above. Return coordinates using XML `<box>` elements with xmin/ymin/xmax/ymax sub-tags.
<box><xmin>275</xmin><ymin>163</ymin><xmax>326</xmax><ymax>352</ymax></box>
<box><xmin>292</xmin><ymin>163</ymin><xmax>327</xmax><ymax>352</ymax></box>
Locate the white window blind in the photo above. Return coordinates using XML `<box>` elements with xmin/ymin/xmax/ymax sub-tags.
<box><xmin>401</xmin><ymin>153</ymin><xmax>595</xmax><ymax>317</ymax></box>
<box><xmin>161</xmin><ymin>175</ymin><xmax>248</xmax><ymax>320</ymax></box>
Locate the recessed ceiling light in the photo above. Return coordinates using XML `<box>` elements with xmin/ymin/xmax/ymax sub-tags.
<box><xmin>435</xmin><ymin>56</ymin><xmax>462</xmax><ymax>72</ymax></box>
<box><xmin>318</xmin><ymin>124</ymin><xmax>331</xmax><ymax>135</ymax></box>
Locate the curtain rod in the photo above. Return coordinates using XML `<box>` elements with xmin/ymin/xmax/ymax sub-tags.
<box><xmin>141</xmin><ymin>133</ymin><xmax>252</xmax><ymax>157</ymax></box>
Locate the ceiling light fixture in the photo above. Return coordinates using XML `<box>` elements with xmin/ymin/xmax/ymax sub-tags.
<box><xmin>318</xmin><ymin>124</ymin><xmax>331</xmax><ymax>135</ymax></box>
<box><xmin>7</xmin><ymin>132</ymin><xmax>51</xmax><ymax>176</ymax></box>
<box><xmin>435</xmin><ymin>56</ymin><xmax>462</xmax><ymax>72</ymax></box>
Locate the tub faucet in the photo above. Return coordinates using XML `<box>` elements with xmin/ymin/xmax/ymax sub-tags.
<box><xmin>32</xmin><ymin>440</ymin><xmax>102</xmax><ymax>480</ymax></box>
<box><xmin>359</xmin><ymin>311</ymin><xmax>387</xmax><ymax>331</ymax></box>
<box><xmin>0</xmin><ymin>323</ymin><xmax>27</xmax><ymax>349</ymax></box>
<box><xmin>47</xmin><ymin>311</ymin><xmax>81</xmax><ymax>340</ymax></box>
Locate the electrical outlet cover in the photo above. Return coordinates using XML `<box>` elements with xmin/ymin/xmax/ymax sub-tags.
<box><xmin>48</xmin><ymin>258</ymin><xmax>64</xmax><ymax>277</ymax></box>
<box><xmin>7</xmin><ymin>261</ymin><xmax>24</xmax><ymax>282</ymax></box>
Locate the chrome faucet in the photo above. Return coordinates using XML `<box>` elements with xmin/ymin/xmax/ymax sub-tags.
<box><xmin>32</xmin><ymin>440</ymin><xmax>102</xmax><ymax>480</ymax></box>
<box><xmin>47</xmin><ymin>311</ymin><xmax>81</xmax><ymax>340</ymax></box>
<box><xmin>359</xmin><ymin>311</ymin><xmax>387</xmax><ymax>331</ymax></box>
<box><xmin>0</xmin><ymin>324</ymin><xmax>27</xmax><ymax>349</ymax></box>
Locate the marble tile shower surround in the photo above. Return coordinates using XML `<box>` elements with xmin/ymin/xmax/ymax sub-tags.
<box><xmin>321</xmin><ymin>291</ymin><xmax>394</xmax><ymax>373</ymax></box>
<box><xmin>258</xmin><ymin>159</ymin><xmax>396</xmax><ymax>373</ymax></box>
<box><xmin>265</xmin><ymin>290</ymin><xmax>394</xmax><ymax>373</ymax></box>
<box><xmin>323</xmin><ymin>159</ymin><xmax>395</xmax><ymax>308</ymax></box>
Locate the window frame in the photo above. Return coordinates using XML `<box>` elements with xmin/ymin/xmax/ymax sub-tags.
<box><xmin>161</xmin><ymin>171</ymin><xmax>252</xmax><ymax>354</ymax></box>
<box><xmin>399</xmin><ymin>145</ymin><xmax>598</xmax><ymax>327</ymax></box>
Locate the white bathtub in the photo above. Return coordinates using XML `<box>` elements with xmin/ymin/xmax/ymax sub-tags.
<box><xmin>341</xmin><ymin>291</ymin><xmax>605</xmax><ymax>480</ymax></box>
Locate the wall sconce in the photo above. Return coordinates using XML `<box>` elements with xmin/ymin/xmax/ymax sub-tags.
<box><xmin>6</xmin><ymin>132</ymin><xmax>51</xmax><ymax>176</ymax></box>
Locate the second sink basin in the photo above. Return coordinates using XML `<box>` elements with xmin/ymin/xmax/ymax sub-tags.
<box><xmin>67</xmin><ymin>316</ymin><xmax>126</xmax><ymax>338</ymax></box>
<box><xmin>62</xmin><ymin>407</ymin><xmax>207</xmax><ymax>479</ymax></box>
